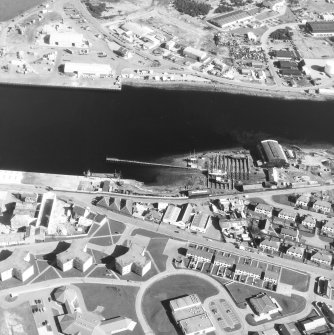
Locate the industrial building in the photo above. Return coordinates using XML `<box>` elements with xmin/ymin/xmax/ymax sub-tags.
<box><xmin>115</xmin><ymin>243</ymin><xmax>151</xmax><ymax>276</ymax></box>
<box><xmin>48</xmin><ymin>32</ymin><xmax>84</xmax><ymax>47</ymax></box>
<box><xmin>183</xmin><ymin>47</ymin><xmax>207</xmax><ymax>61</ymax></box>
<box><xmin>190</xmin><ymin>213</ymin><xmax>210</xmax><ymax>233</ymax></box>
<box><xmin>56</xmin><ymin>240</ymin><xmax>93</xmax><ymax>272</ymax></box>
<box><xmin>170</xmin><ymin>294</ymin><xmax>215</xmax><ymax>335</ymax></box>
<box><xmin>259</xmin><ymin>140</ymin><xmax>288</xmax><ymax>167</ymax></box>
<box><xmin>63</xmin><ymin>62</ymin><xmax>113</xmax><ymax>78</ymax></box>
<box><xmin>121</xmin><ymin>22</ymin><xmax>153</xmax><ymax>38</ymax></box>
<box><xmin>306</xmin><ymin>21</ymin><xmax>334</xmax><ymax>37</ymax></box>
<box><xmin>0</xmin><ymin>249</ymin><xmax>34</xmax><ymax>282</ymax></box>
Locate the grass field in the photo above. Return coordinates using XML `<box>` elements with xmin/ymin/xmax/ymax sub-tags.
<box><xmin>0</xmin><ymin>0</ymin><xmax>45</xmax><ymax>21</ymax></box>
<box><xmin>76</xmin><ymin>284</ymin><xmax>144</xmax><ymax>335</ymax></box>
<box><xmin>142</xmin><ymin>274</ymin><xmax>219</xmax><ymax>335</ymax></box>
<box><xmin>225</xmin><ymin>282</ymin><xmax>306</xmax><ymax>318</ymax></box>
<box><xmin>279</xmin><ymin>268</ymin><xmax>310</xmax><ymax>292</ymax></box>
<box><xmin>0</xmin><ymin>301</ymin><xmax>38</xmax><ymax>335</ymax></box>
<box><xmin>271</xmin><ymin>194</ymin><xmax>294</xmax><ymax>206</ymax></box>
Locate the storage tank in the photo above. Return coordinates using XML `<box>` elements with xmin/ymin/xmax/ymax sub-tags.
<box><xmin>324</xmin><ymin>60</ymin><xmax>334</xmax><ymax>76</ymax></box>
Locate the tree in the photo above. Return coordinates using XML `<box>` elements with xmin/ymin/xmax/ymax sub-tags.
<box><xmin>174</xmin><ymin>0</ymin><xmax>211</xmax><ymax>16</ymax></box>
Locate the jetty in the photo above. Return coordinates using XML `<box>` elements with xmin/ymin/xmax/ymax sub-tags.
<box><xmin>106</xmin><ymin>157</ymin><xmax>197</xmax><ymax>170</ymax></box>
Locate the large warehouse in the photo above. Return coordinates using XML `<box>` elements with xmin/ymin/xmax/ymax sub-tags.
<box><xmin>306</xmin><ymin>21</ymin><xmax>334</xmax><ymax>37</ymax></box>
<box><xmin>63</xmin><ymin>62</ymin><xmax>113</xmax><ymax>78</ymax></box>
<box><xmin>259</xmin><ymin>139</ymin><xmax>288</xmax><ymax>167</ymax></box>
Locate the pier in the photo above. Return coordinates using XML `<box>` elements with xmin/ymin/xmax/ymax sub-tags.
<box><xmin>106</xmin><ymin>157</ymin><xmax>198</xmax><ymax>170</ymax></box>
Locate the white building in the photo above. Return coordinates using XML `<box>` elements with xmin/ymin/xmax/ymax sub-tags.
<box><xmin>162</xmin><ymin>204</ymin><xmax>182</xmax><ymax>225</ymax></box>
<box><xmin>48</xmin><ymin>32</ymin><xmax>84</xmax><ymax>48</ymax></box>
<box><xmin>0</xmin><ymin>250</ymin><xmax>34</xmax><ymax>282</ymax></box>
<box><xmin>249</xmin><ymin>294</ymin><xmax>282</xmax><ymax>322</ymax></box>
<box><xmin>286</xmin><ymin>246</ymin><xmax>305</xmax><ymax>259</ymax></box>
<box><xmin>278</xmin><ymin>209</ymin><xmax>297</xmax><ymax>222</ymax></box>
<box><xmin>115</xmin><ymin>243</ymin><xmax>151</xmax><ymax>276</ymax></box>
<box><xmin>183</xmin><ymin>47</ymin><xmax>207</xmax><ymax>61</ymax></box>
<box><xmin>311</xmin><ymin>251</ymin><xmax>333</xmax><ymax>266</ymax></box>
<box><xmin>296</xmin><ymin>194</ymin><xmax>310</xmax><ymax>207</ymax></box>
<box><xmin>260</xmin><ymin>239</ymin><xmax>280</xmax><ymax>252</ymax></box>
<box><xmin>63</xmin><ymin>62</ymin><xmax>113</xmax><ymax>78</ymax></box>
<box><xmin>56</xmin><ymin>240</ymin><xmax>93</xmax><ymax>272</ymax></box>
<box><xmin>302</xmin><ymin>216</ymin><xmax>316</xmax><ymax>229</ymax></box>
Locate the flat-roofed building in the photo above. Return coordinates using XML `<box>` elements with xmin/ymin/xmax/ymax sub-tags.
<box><xmin>255</xmin><ymin>203</ymin><xmax>273</xmax><ymax>217</ymax></box>
<box><xmin>260</xmin><ymin>239</ymin><xmax>280</xmax><ymax>252</ymax></box>
<box><xmin>322</xmin><ymin>220</ymin><xmax>334</xmax><ymax>235</ymax></box>
<box><xmin>63</xmin><ymin>62</ymin><xmax>113</xmax><ymax>78</ymax></box>
<box><xmin>274</xmin><ymin>50</ymin><xmax>295</xmax><ymax>60</ymax></box>
<box><xmin>163</xmin><ymin>204</ymin><xmax>181</xmax><ymax>225</ymax></box>
<box><xmin>56</xmin><ymin>240</ymin><xmax>93</xmax><ymax>272</ymax></box>
<box><xmin>249</xmin><ymin>293</ymin><xmax>282</xmax><ymax>321</ymax></box>
<box><xmin>278</xmin><ymin>209</ymin><xmax>297</xmax><ymax>222</ymax></box>
<box><xmin>179</xmin><ymin>313</ymin><xmax>215</xmax><ymax>335</ymax></box>
<box><xmin>313</xmin><ymin>200</ymin><xmax>332</xmax><ymax>213</ymax></box>
<box><xmin>115</xmin><ymin>243</ymin><xmax>151</xmax><ymax>276</ymax></box>
<box><xmin>286</xmin><ymin>245</ymin><xmax>304</xmax><ymax>259</ymax></box>
<box><xmin>301</xmin><ymin>316</ymin><xmax>327</xmax><ymax>333</ymax></box>
<box><xmin>121</xmin><ymin>22</ymin><xmax>153</xmax><ymax>38</ymax></box>
<box><xmin>183</xmin><ymin>47</ymin><xmax>207</xmax><ymax>61</ymax></box>
<box><xmin>186</xmin><ymin>248</ymin><xmax>213</xmax><ymax>263</ymax></box>
<box><xmin>48</xmin><ymin>32</ymin><xmax>84</xmax><ymax>47</ymax></box>
<box><xmin>264</xmin><ymin>270</ymin><xmax>279</xmax><ymax>284</ymax></box>
<box><xmin>190</xmin><ymin>213</ymin><xmax>210</xmax><ymax>233</ymax></box>
<box><xmin>306</xmin><ymin>21</ymin><xmax>334</xmax><ymax>37</ymax></box>
<box><xmin>0</xmin><ymin>249</ymin><xmax>34</xmax><ymax>281</ymax></box>
<box><xmin>213</xmin><ymin>255</ymin><xmax>235</xmax><ymax>268</ymax></box>
<box><xmin>170</xmin><ymin>294</ymin><xmax>202</xmax><ymax>312</ymax></box>
<box><xmin>170</xmin><ymin>294</ymin><xmax>215</xmax><ymax>335</ymax></box>
<box><xmin>311</xmin><ymin>251</ymin><xmax>333</xmax><ymax>266</ymax></box>
<box><xmin>235</xmin><ymin>263</ymin><xmax>262</xmax><ymax>279</ymax></box>
<box><xmin>260</xmin><ymin>140</ymin><xmax>288</xmax><ymax>167</ymax></box>
<box><xmin>302</xmin><ymin>216</ymin><xmax>316</xmax><ymax>229</ymax></box>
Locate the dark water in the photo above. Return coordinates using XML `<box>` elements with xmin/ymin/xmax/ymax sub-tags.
<box><xmin>0</xmin><ymin>84</ymin><xmax>334</xmax><ymax>184</ymax></box>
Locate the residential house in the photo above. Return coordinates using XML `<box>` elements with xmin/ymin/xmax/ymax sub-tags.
<box><xmin>302</xmin><ymin>216</ymin><xmax>316</xmax><ymax>230</ymax></box>
<box><xmin>322</xmin><ymin>220</ymin><xmax>334</xmax><ymax>236</ymax></box>
<box><xmin>255</xmin><ymin>204</ymin><xmax>273</xmax><ymax>217</ymax></box>
<box><xmin>311</xmin><ymin>251</ymin><xmax>333</xmax><ymax>266</ymax></box>
<box><xmin>260</xmin><ymin>239</ymin><xmax>280</xmax><ymax>252</ymax></box>
<box><xmin>281</xmin><ymin>228</ymin><xmax>299</xmax><ymax>241</ymax></box>
<box><xmin>186</xmin><ymin>248</ymin><xmax>213</xmax><ymax>263</ymax></box>
<box><xmin>264</xmin><ymin>270</ymin><xmax>279</xmax><ymax>284</ymax></box>
<box><xmin>235</xmin><ymin>263</ymin><xmax>262</xmax><ymax>279</ymax></box>
<box><xmin>286</xmin><ymin>246</ymin><xmax>305</xmax><ymax>259</ymax></box>
<box><xmin>278</xmin><ymin>209</ymin><xmax>297</xmax><ymax>222</ymax></box>
<box><xmin>296</xmin><ymin>195</ymin><xmax>310</xmax><ymax>208</ymax></box>
<box><xmin>213</xmin><ymin>255</ymin><xmax>235</xmax><ymax>269</ymax></box>
<box><xmin>313</xmin><ymin>200</ymin><xmax>332</xmax><ymax>213</ymax></box>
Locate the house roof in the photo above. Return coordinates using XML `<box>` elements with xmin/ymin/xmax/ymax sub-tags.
<box><xmin>281</xmin><ymin>228</ymin><xmax>298</xmax><ymax>237</ymax></box>
<box><xmin>312</xmin><ymin>252</ymin><xmax>333</xmax><ymax>263</ymax></box>
<box><xmin>260</xmin><ymin>239</ymin><xmax>280</xmax><ymax>249</ymax></box>
<box><xmin>186</xmin><ymin>247</ymin><xmax>213</xmax><ymax>261</ymax></box>
<box><xmin>191</xmin><ymin>212</ymin><xmax>210</xmax><ymax>229</ymax></box>
<box><xmin>0</xmin><ymin>249</ymin><xmax>32</xmax><ymax>274</ymax></box>
<box><xmin>297</xmin><ymin>195</ymin><xmax>310</xmax><ymax>203</ymax></box>
<box><xmin>235</xmin><ymin>263</ymin><xmax>262</xmax><ymax>276</ymax></box>
<box><xmin>214</xmin><ymin>255</ymin><xmax>235</xmax><ymax>266</ymax></box>
<box><xmin>313</xmin><ymin>200</ymin><xmax>331</xmax><ymax>208</ymax></box>
<box><xmin>323</xmin><ymin>220</ymin><xmax>334</xmax><ymax>229</ymax></box>
<box><xmin>249</xmin><ymin>294</ymin><xmax>278</xmax><ymax>315</ymax></box>
<box><xmin>56</xmin><ymin>240</ymin><xmax>92</xmax><ymax>265</ymax></box>
<box><xmin>115</xmin><ymin>243</ymin><xmax>150</xmax><ymax>268</ymax></box>
<box><xmin>279</xmin><ymin>209</ymin><xmax>297</xmax><ymax>218</ymax></box>
<box><xmin>256</xmin><ymin>203</ymin><xmax>273</xmax><ymax>212</ymax></box>
<box><xmin>264</xmin><ymin>270</ymin><xmax>279</xmax><ymax>280</ymax></box>
<box><xmin>287</xmin><ymin>245</ymin><xmax>305</xmax><ymax>255</ymax></box>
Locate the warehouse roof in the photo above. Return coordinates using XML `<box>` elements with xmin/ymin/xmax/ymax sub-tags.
<box><xmin>170</xmin><ymin>294</ymin><xmax>201</xmax><ymax>312</ymax></box>
<box><xmin>191</xmin><ymin>212</ymin><xmax>210</xmax><ymax>229</ymax></box>
<box><xmin>306</xmin><ymin>21</ymin><xmax>334</xmax><ymax>33</ymax></box>
<box><xmin>261</xmin><ymin>140</ymin><xmax>288</xmax><ymax>163</ymax></box>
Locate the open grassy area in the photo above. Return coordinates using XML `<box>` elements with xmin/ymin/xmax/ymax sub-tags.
<box><xmin>271</xmin><ymin>194</ymin><xmax>294</xmax><ymax>206</ymax></box>
<box><xmin>142</xmin><ymin>274</ymin><xmax>219</xmax><ymax>335</ymax></box>
<box><xmin>76</xmin><ymin>284</ymin><xmax>144</xmax><ymax>335</ymax></box>
<box><xmin>225</xmin><ymin>282</ymin><xmax>306</xmax><ymax>316</ymax></box>
<box><xmin>0</xmin><ymin>301</ymin><xmax>38</xmax><ymax>335</ymax></box>
<box><xmin>279</xmin><ymin>268</ymin><xmax>310</xmax><ymax>292</ymax></box>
